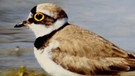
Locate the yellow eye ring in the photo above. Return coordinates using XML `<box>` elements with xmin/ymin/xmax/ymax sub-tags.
<box><xmin>34</xmin><ymin>12</ymin><xmax>45</xmax><ymax>21</ymax></box>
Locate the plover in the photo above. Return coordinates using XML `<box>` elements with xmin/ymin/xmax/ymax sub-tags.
<box><xmin>15</xmin><ymin>3</ymin><xmax>135</xmax><ymax>76</ymax></box>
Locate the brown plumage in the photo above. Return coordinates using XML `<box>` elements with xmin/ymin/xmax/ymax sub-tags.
<box><xmin>43</xmin><ymin>24</ymin><xmax>135</xmax><ymax>75</ymax></box>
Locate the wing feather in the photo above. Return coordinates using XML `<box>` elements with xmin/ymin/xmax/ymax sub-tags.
<box><xmin>52</xmin><ymin>51</ymin><xmax>135</xmax><ymax>75</ymax></box>
<box><xmin>51</xmin><ymin>25</ymin><xmax>130</xmax><ymax>58</ymax></box>
<box><xmin>49</xmin><ymin>25</ymin><xmax>135</xmax><ymax>75</ymax></box>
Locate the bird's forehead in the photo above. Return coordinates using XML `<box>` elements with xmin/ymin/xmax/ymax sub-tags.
<box><xmin>36</xmin><ymin>3</ymin><xmax>63</xmax><ymax>18</ymax></box>
<box><xmin>37</xmin><ymin>3</ymin><xmax>62</xmax><ymax>11</ymax></box>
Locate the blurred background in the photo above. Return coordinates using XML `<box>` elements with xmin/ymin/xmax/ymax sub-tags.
<box><xmin>0</xmin><ymin>0</ymin><xmax>135</xmax><ymax>74</ymax></box>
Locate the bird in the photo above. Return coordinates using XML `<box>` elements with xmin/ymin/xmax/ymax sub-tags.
<box><xmin>14</xmin><ymin>3</ymin><xmax>135</xmax><ymax>76</ymax></box>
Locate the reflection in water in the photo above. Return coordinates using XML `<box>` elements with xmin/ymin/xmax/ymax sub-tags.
<box><xmin>0</xmin><ymin>0</ymin><xmax>135</xmax><ymax>71</ymax></box>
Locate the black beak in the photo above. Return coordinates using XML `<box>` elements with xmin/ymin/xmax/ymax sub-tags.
<box><xmin>14</xmin><ymin>21</ymin><xmax>27</xmax><ymax>28</ymax></box>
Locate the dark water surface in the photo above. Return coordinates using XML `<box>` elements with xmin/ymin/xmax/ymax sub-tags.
<box><xmin>0</xmin><ymin>0</ymin><xmax>135</xmax><ymax>71</ymax></box>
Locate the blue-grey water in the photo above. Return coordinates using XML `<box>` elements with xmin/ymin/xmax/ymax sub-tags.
<box><xmin>0</xmin><ymin>0</ymin><xmax>135</xmax><ymax>71</ymax></box>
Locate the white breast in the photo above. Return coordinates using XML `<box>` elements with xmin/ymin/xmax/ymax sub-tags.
<box><xmin>34</xmin><ymin>40</ymin><xmax>82</xmax><ymax>76</ymax></box>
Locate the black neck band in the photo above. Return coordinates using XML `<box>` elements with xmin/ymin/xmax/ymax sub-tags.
<box><xmin>34</xmin><ymin>23</ymin><xmax>69</xmax><ymax>49</ymax></box>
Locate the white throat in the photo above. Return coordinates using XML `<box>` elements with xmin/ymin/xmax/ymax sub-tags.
<box><xmin>28</xmin><ymin>18</ymin><xmax>68</xmax><ymax>38</ymax></box>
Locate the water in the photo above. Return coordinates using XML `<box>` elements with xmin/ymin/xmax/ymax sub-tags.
<box><xmin>0</xmin><ymin>0</ymin><xmax>135</xmax><ymax>71</ymax></box>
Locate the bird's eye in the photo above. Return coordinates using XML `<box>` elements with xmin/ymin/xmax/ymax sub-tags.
<box><xmin>34</xmin><ymin>12</ymin><xmax>45</xmax><ymax>21</ymax></box>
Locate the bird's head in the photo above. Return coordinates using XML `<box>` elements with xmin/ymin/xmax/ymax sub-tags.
<box><xmin>15</xmin><ymin>3</ymin><xmax>68</xmax><ymax>38</ymax></box>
